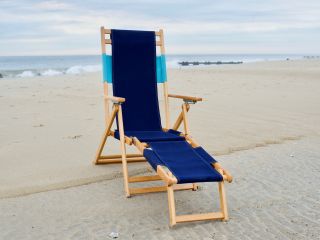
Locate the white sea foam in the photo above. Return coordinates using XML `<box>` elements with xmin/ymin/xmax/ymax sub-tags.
<box><xmin>41</xmin><ymin>69</ymin><xmax>63</xmax><ymax>76</ymax></box>
<box><xmin>65</xmin><ymin>65</ymin><xmax>101</xmax><ymax>75</ymax></box>
<box><xmin>13</xmin><ymin>65</ymin><xmax>102</xmax><ymax>78</ymax></box>
<box><xmin>17</xmin><ymin>71</ymin><xmax>35</xmax><ymax>78</ymax></box>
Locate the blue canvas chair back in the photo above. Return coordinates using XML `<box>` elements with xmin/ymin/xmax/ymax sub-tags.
<box><xmin>102</xmin><ymin>29</ymin><xmax>167</xmax><ymax>131</ymax></box>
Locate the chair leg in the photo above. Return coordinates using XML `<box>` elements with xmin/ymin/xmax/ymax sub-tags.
<box><xmin>94</xmin><ymin>105</ymin><xmax>119</xmax><ymax>164</ymax></box>
<box><xmin>218</xmin><ymin>181</ymin><xmax>228</xmax><ymax>221</ymax></box>
<box><xmin>164</xmin><ymin>181</ymin><xmax>228</xmax><ymax>226</ymax></box>
<box><xmin>167</xmin><ymin>185</ymin><xmax>177</xmax><ymax>227</ymax></box>
<box><xmin>117</xmin><ymin>105</ymin><xmax>130</xmax><ymax>197</ymax></box>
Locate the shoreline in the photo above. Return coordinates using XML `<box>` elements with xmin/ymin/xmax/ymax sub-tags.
<box><xmin>0</xmin><ymin>57</ymin><xmax>312</xmax><ymax>79</ymax></box>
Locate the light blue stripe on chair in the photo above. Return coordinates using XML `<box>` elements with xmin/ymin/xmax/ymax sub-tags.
<box><xmin>102</xmin><ymin>54</ymin><xmax>166</xmax><ymax>83</ymax></box>
<box><xmin>156</xmin><ymin>55</ymin><xmax>167</xmax><ymax>83</ymax></box>
<box><xmin>102</xmin><ymin>54</ymin><xmax>112</xmax><ymax>83</ymax></box>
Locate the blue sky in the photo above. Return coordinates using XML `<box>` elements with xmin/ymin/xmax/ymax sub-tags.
<box><xmin>1</xmin><ymin>0</ymin><xmax>320</xmax><ymax>56</ymax></box>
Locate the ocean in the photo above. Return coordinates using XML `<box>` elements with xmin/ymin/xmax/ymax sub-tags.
<box><xmin>0</xmin><ymin>54</ymin><xmax>304</xmax><ymax>78</ymax></box>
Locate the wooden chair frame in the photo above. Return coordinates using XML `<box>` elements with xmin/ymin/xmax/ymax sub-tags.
<box><xmin>93</xmin><ymin>27</ymin><xmax>233</xmax><ymax>226</ymax></box>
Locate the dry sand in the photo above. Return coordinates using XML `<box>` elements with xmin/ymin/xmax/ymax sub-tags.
<box><xmin>0</xmin><ymin>136</ymin><xmax>319</xmax><ymax>239</ymax></box>
<box><xmin>0</xmin><ymin>59</ymin><xmax>320</xmax><ymax>199</ymax></box>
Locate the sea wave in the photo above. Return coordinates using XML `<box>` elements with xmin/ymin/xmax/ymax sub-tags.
<box><xmin>17</xmin><ymin>71</ymin><xmax>36</xmax><ymax>78</ymax></box>
<box><xmin>65</xmin><ymin>65</ymin><xmax>101</xmax><ymax>75</ymax></box>
<box><xmin>41</xmin><ymin>69</ymin><xmax>63</xmax><ymax>76</ymax></box>
<box><xmin>11</xmin><ymin>64</ymin><xmax>102</xmax><ymax>78</ymax></box>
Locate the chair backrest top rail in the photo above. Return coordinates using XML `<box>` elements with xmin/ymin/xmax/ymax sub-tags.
<box><xmin>103</xmin><ymin>28</ymin><xmax>161</xmax><ymax>36</ymax></box>
<box><xmin>101</xmin><ymin>27</ymin><xmax>162</xmax><ymax>46</ymax></box>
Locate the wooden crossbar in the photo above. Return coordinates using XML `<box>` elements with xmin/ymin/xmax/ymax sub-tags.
<box><xmin>128</xmin><ymin>175</ymin><xmax>161</xmax><ymax>183</ymax></box>
<box><xmin>100</xmin><ymin>153</ymin><xmax>142</xmax><ymax>159</ymax></box>
<box><xmin>103</xmin><ymin>28</ymin><xmax>161</xmax><ymax>36</ymax></box>
<box><xmin>129</xmin><ymin>183</ymin><xmax>196</xmax><ymax>195</ymax></box>
<box><xmin>104</xmin><ymin>39</ymin><xmax>161</xmax><ymax>46</ymax></box>
<box><xmin>175</xmin><ymin>212</ymin><xmax>224</xmax><ymax>223</ymax></box>
<box><xmin>96</xmin><ymin>157</ymin><xmax>146</xmax><ymax>164</ymax></box>
<box><xmin>130</xmin><ymin>186</ymin><xmax>167</xmax><ymax>194</ymax></box>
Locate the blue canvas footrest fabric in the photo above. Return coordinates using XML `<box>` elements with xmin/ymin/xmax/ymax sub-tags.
<box><xmin>143</xmin><ymin>141</ymin><xmax>223</xmax><ymax>184</ymax></box>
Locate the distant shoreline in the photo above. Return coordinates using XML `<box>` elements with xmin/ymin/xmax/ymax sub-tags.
<box><xmin>0</xmin><ymin>54</ymin><xmax>310</xmax><ymax>79</ymax></box>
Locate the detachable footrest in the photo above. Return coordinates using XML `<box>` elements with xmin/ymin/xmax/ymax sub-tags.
<box><xmin>143</xmin><ymin>141</ymin><xmax>223</xmax><ymax>184</ymax></box>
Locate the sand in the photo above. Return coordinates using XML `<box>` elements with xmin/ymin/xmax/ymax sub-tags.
<box><xmin>0</xmin><ymin>136</ymin><xmax>319</xmax><ymax>239</ymax></box>
<box><xmin>0</xmin><ymin>59</ymin><xmax>320</xmax><ymax>200</ymax></box>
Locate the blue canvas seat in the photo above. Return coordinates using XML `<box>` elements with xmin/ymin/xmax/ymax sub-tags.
<box><xmin>114</xmin><ymin>129</ymin><xmax>184</xmax><ymax>142</ymax></box>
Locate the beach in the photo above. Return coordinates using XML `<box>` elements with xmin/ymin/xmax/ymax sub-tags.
<box><xmin>1</xmin><ymin>59</ymin><xmax>320</xmax><ymax>238</ymax></box>
<box><xmin>1</xmin><ymin>136</ymin><xmax>319</xmax><ymax>239</ymax></box>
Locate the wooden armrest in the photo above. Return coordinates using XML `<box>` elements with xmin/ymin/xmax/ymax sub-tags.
<box><xmin>168</xmin><ymin>94</ymin><xmax>202</xmax><ymax>102</ymax></box>
<box><xmin>104</xmin><ymin>96</ymin><xmax>125</xmax><ymax>103</ymax></box>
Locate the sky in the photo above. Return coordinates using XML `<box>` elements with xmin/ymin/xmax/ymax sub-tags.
<box><xmin>1</xmin><ymin>0</ymin><xmax>320</xmax><ymax>56</ymax></box>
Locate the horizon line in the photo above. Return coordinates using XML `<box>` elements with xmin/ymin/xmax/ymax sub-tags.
<box><xmin>0</xmin><ymin>53</ymin><xmax>317</xmax><ymax>58</ymax></box>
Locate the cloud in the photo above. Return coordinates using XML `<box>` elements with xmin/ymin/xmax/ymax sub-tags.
<box><xmin>35</xmin><ymin>1</ymin><xmax>71</xmax><ymax>11</ymax></box>
<box><xmin>0</xmin><ymin>0</ymin><xmax>320</xmax><ymax>55</ymax></box>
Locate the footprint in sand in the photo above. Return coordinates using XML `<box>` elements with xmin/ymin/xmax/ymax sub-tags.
<box><xmin>33</xmin><ymin>124</ymin><xmax>44</xmax><ymax>128</ymax></box>
<box><xmin>66</xmin><ymin>135</ymin><xmax>83</xmax><ymax>139</ymax></box>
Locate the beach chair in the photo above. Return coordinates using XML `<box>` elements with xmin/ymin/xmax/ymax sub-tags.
<box><xmin>94</xmin><ymin>27</ymin><xmax>233</xmax><ymax>226</ymax></box>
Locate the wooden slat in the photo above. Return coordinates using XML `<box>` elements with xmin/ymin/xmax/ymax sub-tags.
<box><xmin>172</xmin><ymin>104</ymin><xmax>190</xmax><ymax>130</ymax></box>
<box><xmin>182</xmin><ymin>103</ymin><xmax>190</xmax><ymax>135</ymax></box>
<box><xmin>164</xmin><ymin>82</ymin><xmax>170</xmax><ymax>128</ymax></box>
<box><xmin>104</xmin><ymin>29</ymin><xmax>111</xmax><ymax>34</ymax></box>
<box><xmin>94</xmin><ymin>105</ymin><xmax>119</xmax><ymax>163</ymax></box>
<box><xmin>168</xmin><ymin>185</ymin><xmax>176</xmax><ymax>226</ymax></box>
<box><xmin>213</xmin><ymin>163</ymin><xmax>233</xmax><ymax>183</ymax></box>
<box><xmin>100</xmin><ymin>153</ymin><xmax>142</xmax><ymax>159</ymax></box>
<box><xmin>104</xmin><ymin>28</ymin><xmax>159</xmax><ymax>36</ymax></box>
<box><xmin>130</xmin><ymin>186</ymin><xmax>167</xmax><ymax>194</ymax></box>
<box><xmin>132</xmin><ymin>137</ymin><xmax>146</xmax><ymax>153</ymax></box>
<box><xmin>157</xmin><ymin>166</ymin><xmax>178</xmax><ymax>186</ymax></box>
<box><xmin>218</xmin><ymin>169</ymin><xmax>229</xmax><ymax>220</ymax></box>
<box><xmin>129</xmin><ymin>183</ymin><xmax>195</xmax><ymax>195</ymax></box>
<box><xmin>100</xmin><ymin>27</ymin><xmax>106</xmax><ymax>53</ymax></box>
<box><xmin>104</xmin><ymin>95</ymin><xmax>125</xmax><ymax>103</ymax></box>
<box><xmin>184</xmin><ymin>135</ymin><xmax>200</xmax><ymax>148</ymax></box>
<box><xmin>104</xmin><ymin>39</ymin><xmax>160</xmax><ymax>45</ymax></box>
<box><xmin>128</xmin><ymin>175</ymin><xmax>161</xmax><ymax>183</ymax></box>
<box><xmin>102</xmin><ymin>32</ymin><xmax>161</xmax><ymax>46</ymax></box>
<box><xmin>173</xmin><ymin>183</ymin><xmax>195</xmax><ymax>191</ymax></box>
<box><xmin>159</xmin><ymin>29</ymin><xmax>170</xmax><ymax>128</ymax></box>
<box><xmin>168</xmin><ymin>94</ymin><xmax>203</xmax><ymax>102</ymax></box>
<box><xmin>96</xmin><ymin>157</ymin><xmax>146</xmax><ymax>164</ymax></box>
<box><xmin>118</xmin><ymin>105</ymin><xmax>130</xmax><ymax>197</ymax></box>
<box><xmin>175</xmin><ymin>212</ymin><xmax>224</xmax><ymax>223</ymax></box>
<box><xmin>103</xmin><ymin>83</ymin><xmax>109</xmax><ymax>125</ymax></box>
